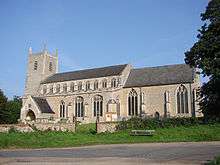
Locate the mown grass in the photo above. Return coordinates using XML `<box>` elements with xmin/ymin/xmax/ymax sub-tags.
<box><xmin>0</xmin><ymin>123</ymin><xmax>220</xmax><ymax>149</ymax></box>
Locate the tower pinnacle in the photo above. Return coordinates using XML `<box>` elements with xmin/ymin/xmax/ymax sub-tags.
<box><xmin>43</xmin><ymin>43</ymin><xmax>47</xmax><ymax>53</ymax></box>
<box><xmin>28</xmin><ymin>47</ymin><xmax>32</xmax><ymax>54</ymax></box>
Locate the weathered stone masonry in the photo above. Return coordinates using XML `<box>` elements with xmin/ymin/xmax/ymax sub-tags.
<box><xmin>20</xmin><ymin>47</ymin><xmax>202</xmax><ymax>124</ymax></box>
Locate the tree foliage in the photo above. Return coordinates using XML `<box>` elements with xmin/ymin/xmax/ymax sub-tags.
<box><xmin>185</xmin><ymin>0</ymin><xmax>220</xmax><ymax>120</ymax></box>
<box><xmin>0</xmin><ymin>89</ymin><xmax>21</xmax><ymax>124</ymax></box>
<box><xmin>0</xmin><ymin>89</ymin><xmax>8</xmax><ymax>123</ymax></box>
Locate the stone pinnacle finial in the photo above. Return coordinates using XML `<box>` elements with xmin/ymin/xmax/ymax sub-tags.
<box><xmin>43</xmin><ymin>43</ymin><xmax>47</xmax><ymax>53</ymax></box>
<box><xmin>29</xmin><ymin>47</ymin><xmax>32</xmax><ymax>54</ymax></box>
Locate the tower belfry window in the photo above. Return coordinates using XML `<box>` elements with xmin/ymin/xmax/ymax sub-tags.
<box><xmin>34</xmin><ymin>61</ymin><xmax>38</xmax><ymax>70</ymax></box>
<box><xmin>49</xmin><ymin>62</ymin><xmax>53</xmax><ymax>71</ymax></box>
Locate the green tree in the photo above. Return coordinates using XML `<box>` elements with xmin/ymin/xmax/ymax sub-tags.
<box><xmin>0</xmin><ymin>89</ymin><xmax>22</xmax><ymax>124</ymax></box>
<box><xmin>185</xmin><ymin>0</ymin><xmax>220</xmax><ymax>120</ymax></box>
<box><xmin>0</xmin><ymin>89</ymin><xmax>8</xmax><ymax>124</ymax></box>
<box><xmin>5</xmin><ymin>96</ymin><xmax>22</xmax><ymax>124</ymax></box>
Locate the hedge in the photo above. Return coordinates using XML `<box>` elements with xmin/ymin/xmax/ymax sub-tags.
<box><xmin>117</xmin><ymin>117</ymin><xmax>206</xmax><ymax>130</ymax></box>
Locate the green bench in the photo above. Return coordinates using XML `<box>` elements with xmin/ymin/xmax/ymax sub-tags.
<box><xmin>130</xmin><ymin>130</ymin><xmax>155</xmax><ymax>136</ymax></box>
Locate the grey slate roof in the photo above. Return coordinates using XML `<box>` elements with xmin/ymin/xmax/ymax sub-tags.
<box><xmin>32</xmin><ymin>97</ymin><xmax>54</xmax><ymax>114</ymax></box>
<box><xmin>42</xmin><ymin>64</ymin><xmax>128</xmax><ymax>84</ymax></box>
<box><xmin>124</xmin><ymin>64</ymin><xmax>195</xmax><ymax>88</ymax></box>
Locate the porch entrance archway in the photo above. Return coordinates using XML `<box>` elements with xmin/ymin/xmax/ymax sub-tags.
<box><xmin>26</xmin><ymin>110</ymin><xmax>36</xmax><ymax>121</ymax></box>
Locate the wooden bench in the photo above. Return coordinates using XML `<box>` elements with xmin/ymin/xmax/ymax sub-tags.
<box><xmin>130</xmin><ymin>130</ymin><xmax>155</xmax><ymax>136</ymax></box>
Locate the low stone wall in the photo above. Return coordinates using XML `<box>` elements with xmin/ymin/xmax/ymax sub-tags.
<box><xmin>34</xmin><ymin>123</ymin><xmax>75</xmax><ymax>132</ymax></box>
<box><xmin>0</xmin><ymin>124</ymin><xmax>34</xmax><ymax>133</ymax></box>
<box><xmin>97</xmin><ymin>122</ymin><xmax>119</xmax><ymax>133</ymax></box>
<box><xmin>0</xmin><ymin>123</ymin><xmax>75</xmax><ymax>133</ymax></box>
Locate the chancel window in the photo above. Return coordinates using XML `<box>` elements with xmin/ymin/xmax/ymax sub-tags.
<box><xmin>63</xmin><ymin>83</ymin><xmax>67</xmax><ymax>93</ymax></box>
<box><xmin>128</xmin><ymin>89</ymin><xmax>138</xmax><ymax>116</ymax></box>
<box><xmin>60</xmin><ymin>101</ymin><xmax>67</xmax><ymax>118</ymax></box>
<box><xmin>111</xmin><ymin>78</ymin><xmax>117</xmax><ymax>88</ymax></box>
<box><xmin>86</xmin><ymin>81</ymin><xmax>90</xmax><ymax>91</ymax></box>
<box><xmin>75</xmin><ymin>97</ymin><xmax>84</xmax><ymax>117</ymax></box>
<box><xmin>177</xmin><ymin>85</ymin><xmax>189</xmax><ymax>114</ymax></box>
<box><xmin>94</xmin><ymin>81</ymin><xmax>99</xmax><ymax>90</ymax></box>
<box><xmin>102</xmin><ymin>79</ymin><xmax>107</xmax><ymax>88</ymax></box>
<box><xmin>34</xmin><ymin>61</ymin><xmax>38</xmax><ymax>70</ymax></box>
<box><xmin>94</xmin><ymin>95</ymin><xmax>103</xmax><ymax>117</ymax></box>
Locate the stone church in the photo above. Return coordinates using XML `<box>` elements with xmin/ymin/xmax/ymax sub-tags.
<box><xmin>20</xmin><ymin>47</ymin><xmax>201</xmax><ymax>123</ymax></box>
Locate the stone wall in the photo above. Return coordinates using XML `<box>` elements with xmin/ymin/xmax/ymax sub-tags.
<box><xmin>96</xmin><ymin>122</ymin><xmax>119</xmax><ymax>133</ymax></box>
<box><xmin>0</xmin><ymin>124</ymin><xmax>34</xmax><ymax>133</ymax></box>
<box><xmin>34</xmin><ymin>123</ymin><xmax>75</xmax><ymax>132</ymax></box>
<box><xmin>0</xmin><ymin>123</ymin><xmax>75</xmax><ymax>133</ymax></box>
<box><xmin>120</xmin><ymin>81</ymin><xmax>201</xmax><ymax>119</ymax></box>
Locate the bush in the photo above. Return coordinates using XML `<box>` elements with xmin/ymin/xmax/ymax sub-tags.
<box><xmin>117</xmin><ymin>117</ymin><xmax>205</xmax><ymax>130</ymax></box>
<box><xmin>205</xmin><ymin>156</ymin><xmax>220</xmax><ymax>165</ymax></box>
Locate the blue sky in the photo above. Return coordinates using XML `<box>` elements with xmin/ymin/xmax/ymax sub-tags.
<box><xmin>0</xmin><ymin>0</ymin><xmax>208</xmax><ymax>99</ymax></box>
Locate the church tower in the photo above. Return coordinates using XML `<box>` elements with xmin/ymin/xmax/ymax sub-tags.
<box><xmin>24</xmin><ymin>46</ymin><xmax>58</xmax><ymax>96</ymax></box>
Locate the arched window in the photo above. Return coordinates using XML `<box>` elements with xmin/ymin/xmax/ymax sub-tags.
<box><xmin>102</xmin><ymin>79</ymin><xmax>107</xmax><ymax>88</ymax></box>
<box><xmin>49</xmin><ymin>85</ymin><xmax>53</xmax><ymax>93</ymax></box>
<box><xmin>75</xmin><ymin>97</ymin><xmax>84</xmax><ymax>117</ymax></box>
<box><xmin>49</xmin><ymin>61</ymin><xmax>53</xmax><ymax>71</ymax></box>
<box><xmin>86</xmin><ymin>81</ymin><xmax>90</xmax><ymax>91</ymax></box>
<box><xmin>177</xmin><ymin>85</ymin><xmax>189</xmax><ymax>114</ymax></box>
<box><xmin>43</xmin><ymin>85</ymin><xmax>47</xmax><ymax>94</ymax></box>
<box><xmin>34</xmin><ymin>61</ymin><xmax>38</xmax><ymax>70</ymax></box>
<box><xmin>78</xmin><ymin>82</ymin><xmax>82</xmax><ymax>91</ymax></box>
<box><xmin>111</xmin><ymin>78</ymin><xmax>117</xmax><ymax>88</ymax></box>
<box><xmin>94</xmin><ymin>80</ymin><xmax>99</xmax><ymax>90</ymax></box>
<box><xmin>128</xmin><ymin>89</ymin><xmax>138</xmax><ymax>116</ymax></box>
<box><xmin>63</xmin><ymin>83</ymin><xmax>67</xmax><ymax>93</ymax></box>
<box><xmin>56</xmin><ymin>84</ymin><xmax>60</xmax><ymax>93</ymax></box>
<box><xmin>94</xmin><ymin>95</ymin><xmax>103</xmax><ymax>117</ymax></box>
<box><xmin>70</xmin><ymin>82</ymin><xmax>74</xmax><ymax>92</ymax></box>
<box><xmin>60</xmin><ymin>101</ymin><xmax>66</xmax><ymax>118</ymax></box>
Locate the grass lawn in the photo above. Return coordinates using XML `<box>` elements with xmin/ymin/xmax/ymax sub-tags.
<box><xmin>0</xmin><ymin>123</ymin><xmax>220</xmax><ymax>149</ymax></box>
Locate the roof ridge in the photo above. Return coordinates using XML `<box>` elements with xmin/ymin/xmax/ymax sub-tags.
<box><xmin>53</xmin><ymin>64</ymin><xmax>128</xmax><ymax>75</ymax></box>
<box><xmin>42</xmin><ymin>63</ymin><xmax>128</xmax><ymax>84</ymax></box>
<box><xmin>124</xmin><ymin>63</ymin><xmax>194</xmax><ymax>88</ymax></box>
<box><xmin>133</xmin><ymin>63</ymin><xmax>189</xmax><ymax>71</ymax></box>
